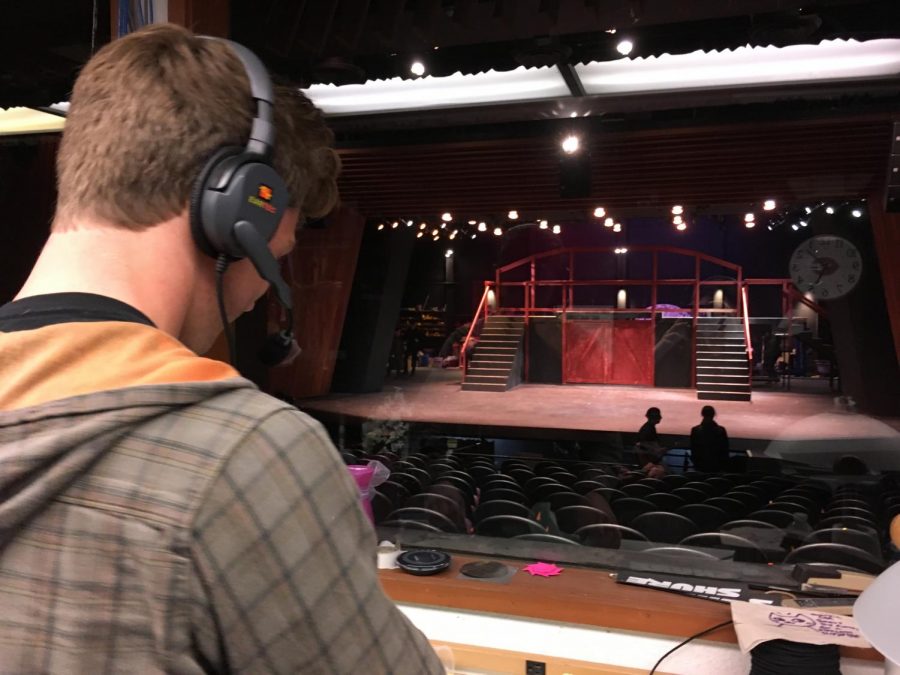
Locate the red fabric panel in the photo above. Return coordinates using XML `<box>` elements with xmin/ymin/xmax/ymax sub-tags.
<box><xmin>565</xmin><ymin>320</ymin><xmax>654</xmax><ymax>386</ymax></box>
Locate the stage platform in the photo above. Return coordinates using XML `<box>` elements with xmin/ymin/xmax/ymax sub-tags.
<box><xmin>302</xmin><ymin>369</ymin><xmax>900</xmax><ymax>470</ymax></box>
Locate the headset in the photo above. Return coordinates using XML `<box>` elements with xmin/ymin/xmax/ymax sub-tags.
<box><xmin>189</xmin><ymin>38</ymin><xmax>299</xmax><ymax>368</ymax></box>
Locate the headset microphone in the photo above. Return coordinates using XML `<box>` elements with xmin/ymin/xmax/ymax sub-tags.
<box><xmin>189</xmin><ymin>37</ymin><xmax>299</xmax><ymax>369</ymax></box>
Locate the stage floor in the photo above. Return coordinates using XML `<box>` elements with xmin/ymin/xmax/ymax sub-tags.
<box><xmin>302</xmin><ymin>368</ymin><xmax>900</xmax><ymax>468</ymax></box>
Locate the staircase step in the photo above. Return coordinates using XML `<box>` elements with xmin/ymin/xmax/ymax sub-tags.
<box><xmin>697</xmin><ymin>382</ymin><xmax>750</xmax><ymax>392</ymax></box>
<box><xmin>477</xmin><ymin>343</ymin><xmax>518</xmax><ymax>350</ymax></box>
<box><xmin>468</xmin><ymin>367</ymin><xmax>511</xmax><ymax>375</ymax></box>
<box><xmin>698</xmin><ymin>391</ymin><xmax>752</xmax><ymax>402</ymax></box>
<box><xmin>465</xmin><ymin>374</ymin><xmax>510</xmax><ymax>383</ymax></box>
<box><xmin>462</xmin><ymin>382</ymin><xmax>509</xmax><ymax>392</ymax></box>
<box><xmin>697</xmin><ymin>357</ymin><xmax>748</xmax><ymax>364</ymax></box>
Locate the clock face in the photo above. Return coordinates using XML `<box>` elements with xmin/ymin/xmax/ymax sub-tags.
<box><xmin>789</xmin><ymin>235</ymin><xmax>862</xmax><ymax>300</ymax></box>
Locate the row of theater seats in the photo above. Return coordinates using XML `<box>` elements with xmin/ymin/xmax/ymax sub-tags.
<box><xmin>347</xmin><ymin>449</ymin><xmax>897</xmax><ymax>574</ymax></box>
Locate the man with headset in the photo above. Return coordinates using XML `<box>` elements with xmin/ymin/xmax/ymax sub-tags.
<box><xmin>0</xmin><ymin>24</ymin><xmax>443</xmax><ymax>673</ymax></box>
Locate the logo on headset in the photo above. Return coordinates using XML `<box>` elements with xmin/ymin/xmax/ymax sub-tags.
<box><xmin>248</xmin><ymin>184</ymin><xmax>277</xmax><ymax>214</ymax></box>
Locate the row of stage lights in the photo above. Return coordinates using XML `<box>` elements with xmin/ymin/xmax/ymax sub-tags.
<box><xmin>374</xmin><ymin>206</ymin><xmax>624</xmax><ymax>241</ymax></box>
<box><xmin>375</xmin><ymin>200</ymin><xmax>866</xmax><ymax>241</ymax></box>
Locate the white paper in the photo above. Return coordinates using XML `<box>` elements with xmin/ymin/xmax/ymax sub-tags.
<box><xmin>731</xmin><ymin>601</ymin><xmax>871</xmax><ymax>654</ymax></box>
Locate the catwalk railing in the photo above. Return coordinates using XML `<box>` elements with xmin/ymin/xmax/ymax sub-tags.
<box><xmin>461</xmin><ymin>282</ymin><xmax>493</xmax><ymax>373</ymax></box>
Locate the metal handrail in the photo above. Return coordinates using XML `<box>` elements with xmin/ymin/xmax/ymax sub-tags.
<box><xmin>741</xmin><ymin>283</ymin><xmax>753</xmax><ymax>361</ymax></box>
<box><xmin>461</xmin><ymin>283</ymin><xmax>492</xmax><ymax>373</ymax></box>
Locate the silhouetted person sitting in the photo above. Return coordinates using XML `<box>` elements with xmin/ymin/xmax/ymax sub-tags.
<box><xmin>690</xmin><ymin>406</ymin><xmax>730</xmax><ymax>472</ymax></box>
<box><xmin>832</xmin><ymin>454</ymin><xmax>869</xmax><ymax>476</ymax></box>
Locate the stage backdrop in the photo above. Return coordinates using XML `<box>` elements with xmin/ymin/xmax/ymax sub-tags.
<box><xmin>564</xmin><ymin>319</ymin><xmax>654</xmax><ymax>386</ymax></box>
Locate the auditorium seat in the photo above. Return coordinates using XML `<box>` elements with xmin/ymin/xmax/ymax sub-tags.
<box><xmin>645</xmin><ymin>492</ymin><xmax>687</xmax><ymax>512</ymax></box>
<box><xmin>637</xmin><ymin>477</ymin><xmax>667</xmax><ymax>492</ymax></box>
<box><xmin>467</xmin><ymin>465</ymin><xmax>498</xmax><ymax>484</ymax></box>
<box><xmin>823</xmin><ymin>506</ymin><xmax>877</xmax><ymax>523</ymax></box>
<box><xmin>548</xmin><ymin>471</ymin><xmax>578</xmax><ymax>487</ymax></box>
<box><xmin>387</xmin><ymin>507</ymin><xmax>461</xmax><ymax>533</ymax></box>
<box><xmin>473</xmin><ymin>499</ymin><xmax>531</xmax><ymax>522</ymax></box>
<box><xmin>644</xmin><ymin>546</ymin><xmax>718</xmax><ymax>560</ymax></box>
<box><xmin>434</xmin><ymin>474</ymin><xmax>474</xmax><ymax>498</ymax></box>
<box><xmin>514</xmin><ymin>533</ymin><xmax>579</xmax><ymax>545</ymax></box>
<box><xmin>748</xmin><ymin>509</ymin><xmax>797</xmax><ymax>528</ymax></box>
<box><xmin>481</xmin><ymin>487</ymin><xmax>528</xmax><ymax>504</ymax></box>
<box><xmin>679</xmin><ymin>532</ymin><xmax>768</xmax><ymax>563</ymax></box>
<box><xmin>442</xmin><ymin>469</ymin><xmax>476</xmax><ymax>489</ymax></box>
<box><xmin>829</xmin><ymin>498</ymin><xmax>872</xmax><ymax>511</ymax></box>
<box><xmin>576</xmin><ymin>523</ymin><xmax>649</xmax><ymax>549</ymax></box>
<box><xmin>721</xmin><ymin>519</ymin><xmax>780</xmax><ymax>532</ymax></box>
<box><xmin>661</xmin><ymin>474</ymin><xmax>689</xmax><ymax>489</ymax></box>
<box><xmin>620</xmin><ymin>483</ymin><xmax>657</xmax><ymax>499</ymax></box>
<box><xmin>590</xmin><ymin>474</ymin><xmax>622</xmax><ymax>489</ymax></box>
<box><xmin>678</xmin><ymin>504</ymin><xmax>729</xmax><ymax>532</ymax></box>
<box><xmin>682</xmin><ymin>481</ymin><xmax>716</xmax><ymax>498</ymax></box>
<box><xmin>631</xmin><ymin>512</ymin><xmax>698</xmax><ymax>544</ymax></box>
<box><xmin>532</xmin><ymin>483</ymin><xmax>574</xmax><ymax>502</ymax></box>
<box><xmin>475</xmin><ymin>515</ymin><xmax>544</xmax><ymax>538</ymax></box>
<box><xmin>671</xmin><ymin>487</ymin><xmax>707</xmax><ymax>504</ymax></box>
<box><xmin>377</xmin><ymin>480</ymin><xmax>410</xmax><ymax>506</ymax></box>
<box><xmin>390</xmin><ymin>472</ymin><xmax>425</xmax><ymax>495</ymax></box>
<box><xmin>611</xmin><ymin>498</ymin><xmax>656</xmax><ymax>526</ymax></box>
<box><xmin>404</xmin><ymin>466</ymin><xmax>433</xmax><ymax>489</ymax></box>
<box><xmin>705</xmin><ymin>477</ymin><xmax>734</xmax><ymax>495</ymax></box>
<box><xmin>372</xmin><ymin>491</ymin><xmax>394</xmax><ymax>524</ymax></box>
<box><xmin>380</xmin><ymin>519</ymin><xmax>442</xmax><ymax>532</ymax></box>
<box><xmin>803</xmin><ymin>528</ymin><xmax>883</xmax><ymax>560</ymax></box>
<box><xmin>784</xmin><ymin>543</ymin><xmax>885</xmax><ymax>575</ymax></box>
<box><xmin>428</xmin><ymin>482</ymin><xmax>472</xmax><ymax>510</ymax></box>
<box><xmin>506</xmin><ymin>468</ymin><xmax>535</xmax><ymax>487</ymax></box>
<box><xmin>405</xmin><ymin>493</ymin><xmax>468</xmax><ymax>531</ymax></box>
<box><xmin>704</xmin><ymin>497</ymin><xmax>746</xmax><ymax>519</ymax></box>
<box><xmin>481</xmin><ymin>476</ymin><xmax>523</xmax><ymax>493</ymax></box>
<box><xmin>818</xmin><ymin>515</ymin><xmax>880</xmax><ymax>533</ymax></box>
<box><xmin>574</xmin><ymin>480</ymin><xmax>607</xmax><ymax>495</ymax></box>
<box><xmin>555</xmin><ymin>505</ymin><xmax>611</xmax><ymax>534</ymax></box>
<box><xmin>525</xmin><ymin>476</ymin><xmax>558</xmax><ymax>495</ymax></box>
<box><xmin>547</xmin><ymin>491</ymin><xmax>589</xmax><ymax>510</ymax></box>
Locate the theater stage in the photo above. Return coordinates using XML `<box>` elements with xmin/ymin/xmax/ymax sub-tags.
<box><xmin>301</xmin><ymin>368</ymin><xmax>900</xmax><ymax>469</ymax></box>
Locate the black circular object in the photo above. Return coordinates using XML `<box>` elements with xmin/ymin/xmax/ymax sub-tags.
<box><xmin>460</xmin><ymin>561</ymin><xmax>508</xmax><ymax>579</ymax></box>
<box><xmin>396</xmin><ymin>550</ymin><xmax>452</xmax><ymax>576</ymax></box>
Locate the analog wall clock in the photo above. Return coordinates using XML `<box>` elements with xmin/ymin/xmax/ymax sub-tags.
<box><xmin>789</xmin><ymin>235</ymin><xmax>862</xmax><ymax>300</ymax></box>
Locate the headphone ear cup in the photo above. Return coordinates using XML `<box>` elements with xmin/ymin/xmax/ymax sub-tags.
<box><xmin>190</xmin><ymin>146</ymin><xmax>244</xmax><ymax>259</ymax></box>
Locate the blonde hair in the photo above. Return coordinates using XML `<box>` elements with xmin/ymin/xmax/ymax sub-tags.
<box><xmin>55</xmin><ymin>24</ymin><xmax>339</xmax><ymax>230</ymax></box>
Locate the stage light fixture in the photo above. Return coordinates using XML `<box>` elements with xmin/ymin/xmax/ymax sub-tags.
<box><xmin>508</xmin><ymin>210</ymin><xmax>519</xmax><ymax>219</ymax></box>
<box><xmin>417</xmin><ymin>231</ymin><xmax>424</xmax><ymax>238</ymax></box>
<box><xmin>673</xmin><ymin>215</ymin><xmax>684</xmax><ymax>225</ymax></box>
<box><xmin>410</xmin><ymin>61</ymin><xmax>426</xmax><ymax>76</ymax></box>
<box><xmin>552</xmin><ymin>224</ymin><xmax>561</xmax><ymax>234</ymax></box>
<box><xmin>763</xmin><ymin>199</ymin><xmax>776</xmax><ymax>211</ymax></box>
<box><xmin>671</xmin><ymin>205</ymin><xmax>683</xmax><ymax>215</ymax></box>
<box><xmin>825</xmin><ymin>206</ymin><xmax>835</xmax><ymax>214</ymax></box>
<box><xmin>613</xmin><ymin>222</ymin><xmax>622</xmax><ymax>232</ymax></box>
<box><xmin>676</xmin><ymin>222</ymin><xmax>687</xmax><ymax>231</ymax></box>
<box><xmin>433</xmin><ymin>235</ymin><xmax>440</xmax><ymax>241</ymax></box>
<box><xmin>468</xmin><ymin>219</ymin><xmax>477</xmax><ymax>225</ymax></box>
<box><xmin>604</xmin><ymin>217</ymin><xmax>614</xmax><ymax>227</ymax></box>
<box><xmin>539</xmin><ymin>219</ymin><xmax>549</xmax><ymax>229</ymax></box>
<box><xmin>561</xmin><ymin>134</ymin><xmax>580</xmax><ymax>154</ymax></box>
<box><xmin>767</xmin><ymin>225</ymin><xmax>773</xmax><ymax>231</ymax></box>
<box><xmin>406</xmin><ymin>219</ymin><xmax>414</xmax><ymax>227</ymax></box>
<box><xmin>616</xmin><ymin>39</ymin><xmax>634</xmax><ymax>56</ymax></box>
<box><xmin>745</xmin><ymin>220</ymin><xmax>755</xmax><ymax>229</ymax></box>
<box><xmin>441</xmin><ymin>212</ymin><xmax>452</xmax><ymax>222</ymax></box>
<box><xmin>478</xmin><ymin>222</ymin><xmax>487</xmax><ymax>232</ymax></box>
<box><xmin>432</xmin><ymin>228</ymin><xmax>439</xmax><ymax>236</ymax></box>
<box><xmin>852</xmin><ymin>208</ymin><xmax>863</xmax><ymax>218</ymax></box>
<box><xmin>391</xmin><ymin>221</ymin><xmax>399</xmax><ymax>228</ymax></box>
<box><xmin>440</xmin><ymin>223</ymin><xmax>447</xmax><ymax>229</ymax></box>
<box><xmin>792</xmin><ymin>223</ymin><xmax>800</xmax><ymax>231</ymax></box>
<box><xmin>449</xmin><ymin>231</ymin><xmax>457</xmax><ymax>240</ymax></box>
<box><xmin>377</xmin><ymin>223</ymin><xmax>385</xmax><ymax>230</ymax></box>
<box><xmin>593</xmin><ymin>206</ymin><xmax>606</xmax><ymax>218</ymax></box>
<box><xmin>471</xmin><ymin>233</ymin><xmax>477</xmax><ymax>239</ymax></box>
<box><xmin>493</xmin><ymin>226</ymin><xmax>503</xmax><ymax>236</ymax></box>
<box><xmin>799</xmin><ymin>220</ymin><xmax>808</xmax><ymax>227</ymax></box>
<box><xmin>445</xmin><ymin>249</ymin><xmax>453</xmax><ymax>258</ymax></box>
<box><xmin>804</xmin><ymin>206</ymin><xmax>812</xmax><ymax>214</ymax></box>
<box><xmin>420</xmin><ymin>222</ymin><xmax>427</xmax><ymax>230</ymax></box>
<box><xmin>744</xmin><ymin>213</ymin><xmax>755</xmax><ymax>223</ymax></box>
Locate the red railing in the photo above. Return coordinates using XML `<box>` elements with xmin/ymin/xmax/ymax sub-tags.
<box><xmin>461</xmin><ymin>282</ymin><xmax>492</xmax><ymax>373</ymax></box>
<box><xmin>741</xmin><ymin>283</ymin><xmax>754</xmax><ymax>361</ymax></box>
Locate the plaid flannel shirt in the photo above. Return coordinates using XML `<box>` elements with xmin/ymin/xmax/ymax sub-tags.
<box><xmin>0</xmin><ymin>379</ymin><xmax>443</xmax><ymax>674</ymax></box>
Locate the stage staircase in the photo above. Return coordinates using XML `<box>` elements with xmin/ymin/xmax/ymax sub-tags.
<box><xmin>695</xmin><ymin>316</ymin><xmax>752</xmax><ymax>402</ymax></box>
<box><xmin>461</xmin><ymin>315</ymin><xmax>525</xmax><ymax>392</ymax></box>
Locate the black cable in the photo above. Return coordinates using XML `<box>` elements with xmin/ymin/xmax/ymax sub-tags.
<box><xmin>648</xmin><ymin>620</ymin><xmax>734</xmax><ymax>675</ymax></box>
<box><xmin>215</xmin><ymin>255</ymin><xmax>237</xmax><ymax>367</ymax></box>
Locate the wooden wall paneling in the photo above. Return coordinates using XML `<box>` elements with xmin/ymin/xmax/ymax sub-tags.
<box><xmin>868</xmin><ymin>192</ymin><xmax>900</xmax><ymax>365</ymax></box>
<box><xmin>268</xmin><ymin>206</ymin><xmax>365</xmax><ymax>399</ymax></box>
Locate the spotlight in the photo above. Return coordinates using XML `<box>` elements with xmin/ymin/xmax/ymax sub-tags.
<box><xmin>569</xmin><ymin>112</ymin><xmax>578</xmax><ymax>118</ymax></box>
<box><xmin>539</xmin><ymin>219</ymin><xmax>549</xmax><ymax>229</ymax></box>
<box><xmin>552</xmin><ymin>224</ymin><xmax>561</xmax><ymax>234</ymax></box>
<box><xmin>471</xmin><ymin>233</ymin><xmax>477</xmax><ymax>239</ymax></box>
<box><xmin>406</xmin><ymin>219</ymin><xmax>413</xmax><ymax>227</ymax></box>
<box><xmin>440</xmin><ymin>223</ymin><xmax>447</xmax><ymax>229</ymax></box>
<box><xmin>433</xmin><ymin>235</ymin><xmax>440</xmax><ymax>241</ymax></box>
<box><xmin>804</xmin><ymin>206</ymin><xmax>812</xmax><ymax>214</ymax></box>
<box><xmin>603</xmin><ymin>217</ymin><xmax>614</xmax><ymax>227</ymax></box>
<box><xmin>763</xmin><ymin>199</ymin><xmax>776</xmax><ymax>211</ymax></box>
<box><xmin>468</xmin><ymin>220</ymin><xmax>477</xmax><ymax>225</ymax></box>
<box><xmin>825</xmin><ymin>206</ymin><xmax>835</xmax><ymax>214</ymax></box>
<box><xmin>449</xmin><ymin>231</ymin><xmax>457</xmax><ymax>240</ymax></box>
<box><xmin>441</xmin><ymin>212</ymin><xmax>452</xmax><ymax>222</ymax></box>
<box><xmin>493</xmin><ymin>227</ymin><xmax>503</xmax><ymax>236</ymax></box>
<box><xmin>445</xmin><ymin>249</ymin><xmax>453</xmax><ymax>258</ymax></box>
<box><xmin>508</xmin><ymin>210</ymin><xmax>519</xmax><ymax>220</ymax></box>
<box><xmin>391</xmin><ymin>221</ymin><xmax>399</xmax><ymax>229</ymax></box>
<box><xmin>614</xmin><ymin>247</ymin><xmax>628</xmax><ymax>254</ymax></box>
<box><xmin>673</xmin><ymin>215</ymin><xmax>684</xmax><ymax>226</ymax></box>
<box><xmin>419</xmin><ymin>222</ymin><xmax>427</xmax><ymax>230</ymax></box>
<box><xmin>477</xmin><ymin>222</ymin><xmax>487</xmax><ymax>232</ymax></box>
<box><xmin>676</xmin><ymin>222</ymin><xmax>687</xmax><ymax>231</ymax></box>
<box><xmin>410</xmin><ymin>61</ymin><xmax>426</xmax><ymax>76</ymax></box>
<box><xmin>593</xmin><ymin>206</ymin><xmax>607</xmax><ymax>218</ymax></box>
<box><xmin>417</xmin><ymin>231</ymin><xmax>424</xmax><ymax>238</ymax></box>
<box><xmin>620</xmin><ymin>247</ymin><xmax>628</xmax><ymax>253</ymax></box>
<box><xmin>432</xmin><ymin>229</ymin><xmax>439</xmax><ymax>236</ymax></box>
<box><xmin>671</xmin><ymin>205</ymin><xmax>684</xmax><ymax>215</ymax></box>
<box><xmin>792</xmin><ymin>224</ymin><xmax>800</xmax><ymax>231</ymax></box>
<box><xmin>613</xmin><ymin>222</ymin><xmax>622</xmax><ymax>232</ymax></box>
<box><xmin>767</xmin><ymin>225</ymin><xmax>773</xmax><ymax>231</ymax></box>
<box><xmin>745</xmin><ymin>220</ymin><xmax>755</xmax><ymax>229</ymax></box>
<box><xmin>744</xmin><ymin>213</ymin><xmax>755</xmax><ymax>223</ymax></box>
<box><xmin>561</xmin><ymin>134</ymin><xmax>580</xmax><ymax>154</ymax></box>
<box><xmin>616</xmin><ymin>39</ymin><xmax>634</xmax><ymax>56</ymax></box>
<box><xmin>852</xmin><ymin>208</ymin><xmax>863</xmax><ymax>218</ymax></box>
<box><xmin>377</xmin><ymin>223</ymin><xmax>385</xmax><ymax>230</ymax></box>
<box><xmin>799</xmin><ymin>220</ymin><xmax>808</xmax><ymax>227</ymax></box>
